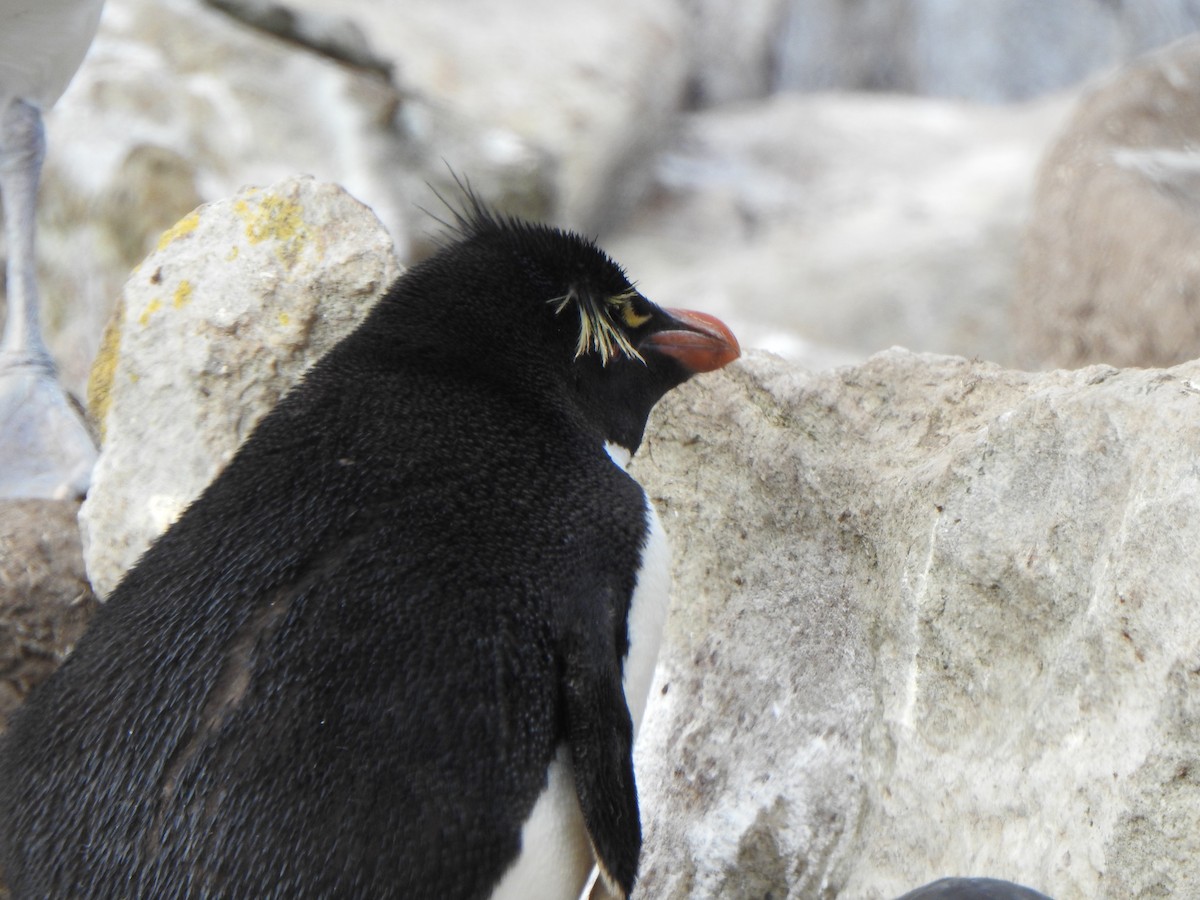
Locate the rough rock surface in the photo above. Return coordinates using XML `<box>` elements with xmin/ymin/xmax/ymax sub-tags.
<box><xmin>275</xmin><ymin>0</ymin><xmax>689</xmax><ymax>232</ymax></box>
<box><xmin>607</xmin><ymin>91</ymin><xmax>1070</xmax><ymax>367</ymax></box>
<box><xmin>1016</xmin><ymin>35</ymin><xmax>1200</xmax><ymax>370</ymax></box>
<box><xmin>79</xmin><ymin>176</ymin><xmax>399</xmax><ymax>597</ymax></box>
<box><xmin>0</xmin><ymin>500</ymin><xmax>98</xmax><ymax>733</ymax></box>
<box><xmin>16</xmin><ymin>0</ymin><xmax>557</xmax><ymax>397</ymax></box>
<box><xmin>629</xmin><ymin>349</ymin><xmax>1200</xmax><ymax>899</ymax></box>
<box><xmin>678</xmin><ymin>0</ymin><xmax>788</xmax><ymax>107</ymax></box>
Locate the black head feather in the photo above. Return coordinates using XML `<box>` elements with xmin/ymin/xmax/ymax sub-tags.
<box><xmin>344</xmin><ymin>187</ymin><xmax>728</xmax><ymax>454</ymax></box>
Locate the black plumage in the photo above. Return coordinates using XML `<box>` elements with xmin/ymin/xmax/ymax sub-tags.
<box><xmin>0</xmin><ymin>200</ymin><xmax>738</xmax><ymax>898</ymax></box>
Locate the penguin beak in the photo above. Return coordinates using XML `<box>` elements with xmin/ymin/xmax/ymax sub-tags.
<box><xmin>640</xmin><ymin>308</ymin><xmax>741</xmax><ymax>374</ymax></box>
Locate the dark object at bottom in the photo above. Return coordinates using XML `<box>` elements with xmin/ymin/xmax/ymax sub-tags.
<box><xmin>896</xmin><ymin>876</ymin><xmax>1055</xmax><ymax>900</ymax></box>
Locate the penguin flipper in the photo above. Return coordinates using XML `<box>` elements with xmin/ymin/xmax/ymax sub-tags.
<box><xmin>563</xmin><ymin>639</ymin><xmax>640</xmax><ymax>899</ymax></box>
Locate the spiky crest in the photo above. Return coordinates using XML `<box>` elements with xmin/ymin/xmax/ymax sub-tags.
<box><xmin>550</xmin><ymin>287</ymin><xmax>644</xmax><ymax>365</ymax></box>
<box><xmin>426</xmin><ymin>169</ymin><xmax>646</xmax><ymax>365</ymax></box>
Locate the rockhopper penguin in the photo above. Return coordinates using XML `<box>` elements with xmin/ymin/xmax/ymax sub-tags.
<box><xmin>0</xmin><ymin>197</ymin><xmax>739</xmax><ymax>898</ymax></box>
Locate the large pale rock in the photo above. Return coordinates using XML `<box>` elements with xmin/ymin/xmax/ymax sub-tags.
<box><xmin>607</xmin><ymin>91</ymin><xmax>1071</xmax><ymax>368</ymax></box>
<box><xmin>1015</xmin><ymin>36</ymin><xmax>1200</xmax><ymax>369</ymax></box>
<box><xmin>276</xmin><ymin>0</ymin><xmax>689</xmax><ymax>232</ymax></box>
<box><xmin>630</xmin><ymin>348</ymin><xmax>1200</xmax><ymax>898</ymax></box>
<box><xmin>15</xmin><ymin>0</ymin><xmax>554</xmax><ymax>397</ymax></box>
<box><xmin>79</xmin><ymin>176</ymin><xmax>399</xmax><ymax>597</ymax></box>
<box><xmin>678</xmin><ymin>0</ymin><xmax>788</xmax><ymax>107</ymax></box>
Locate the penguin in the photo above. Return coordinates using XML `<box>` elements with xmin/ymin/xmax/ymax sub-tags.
<box><xmin>0</xmin><ymin>195</ymin><xmax>739</xmax><ymax>898</ymax></box>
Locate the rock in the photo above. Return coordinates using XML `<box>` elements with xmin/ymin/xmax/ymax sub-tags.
<box><xmin>768</xmin><ymin>0</ymin><xmax>1200</xmax><ymax>103</ymax></box>
<box><xmin>25</xmin><ymin>0</ymin><xmax>693</xmax><ymax>395</ymax></box>
<box><xmin>18</xmin><ymin>0</ymin><xmax>555</xmax><ymax>399</ymax></box>
<box><xmin>83</xmin><ymin>144</ymin><xmax>205</xmax><ymax>286</ymax></box>
<box><xmin>202</xmin><ymin>0</ymin><xmax>394</xmax><ymax>77</ymax></box>
<box><xmin>276</xmin><ymin>0</ymin><xmax>689</xmax><ymax>233</ymax></box>
<box><xmin>1015</xmin><ymin>35</ymin><xmax>1200</xmax><ymax>369</ymax></box>
<box><xmin>678</xmin><ymin>0</ymin><xmax>787</xmax><ymax>107</ymax></box>
<box><xmin>629</xmin><ymin>348</ymin><xmax>1200</xmax><ymax>898</ymax></box>
<box><xmin>79</xmin><ymin>175</ymin><xmax>399</xmax><ymax>597</ymax></box>
<box><xmin>0</xmin><ymin>499</ymin><xmax>99</xmax><ymax>733</ymax></box>
<box><xmin>607</xmin><ymin>91</ymin><xmax>1071</xmax><ymax>368</ymax></box>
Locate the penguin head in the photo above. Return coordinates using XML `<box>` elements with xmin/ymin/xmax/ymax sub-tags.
<box><xmin>376</xmin><ymin>195</ymin><xmax>740</xmax><ymax>458</ymax></box>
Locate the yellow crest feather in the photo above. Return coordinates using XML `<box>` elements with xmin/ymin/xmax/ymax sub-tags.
<box><xmin>550</xmin><ymin>288</ymin><xmax>645</xmax><ymax>365</ymax></box>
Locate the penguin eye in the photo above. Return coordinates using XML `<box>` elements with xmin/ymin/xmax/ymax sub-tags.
<box><xmin>619</xmin><ymin>299</ymin><xmax>652</xmax><ymax>329</ymax></box>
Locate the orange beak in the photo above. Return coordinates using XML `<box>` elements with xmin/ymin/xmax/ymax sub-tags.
<box><xmin>640</xmin><ymin>308</ymin><xmax>740</xmax><ymax>374</ymax></box>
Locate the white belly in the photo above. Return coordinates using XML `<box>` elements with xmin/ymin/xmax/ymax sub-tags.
<box><xmin>622</xmin><ymin>499</ymin><xmax>670</xmax><ymax>735</ymax></box>
<box><xmin>603</xmin><ymin>440</ymin><xmax>671</xmax><ymax>735</ymax></box>
<box><xmin>491</xmin><ymin>449</ymin><xmax>672</xmax><ymax>899</ymax></box>
<box><xmin>488</xmin><ymin>746</ymin><xmax>593</xmax><ymax>900</ymax></box>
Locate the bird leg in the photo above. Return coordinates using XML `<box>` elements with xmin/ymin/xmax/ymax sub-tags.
<box><xmin>0</xmin><ymin>98</ymin><xmax>96</xmax><ymax>499</ymax></box>
<box><xmin>0</xmin><ymin>99</ymin><xmax>52</xmax><ymax>371</ymax></box>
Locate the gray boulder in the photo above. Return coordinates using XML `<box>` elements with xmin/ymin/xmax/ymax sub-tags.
<box><xmin>630</xmin><ymin>348</ymin><xmax>1200</xmax><ymax>898</ymax></box>
<box><xmin>679</xmin><ymin>0</ymin><xmax>788</xmax><ymax>107</ymax></box>
<box><xmin>27</xmin><ymin>0</ymin><xmax>557</xmax><ymax>398</ymax></box>
<box><xmin>1016</xmin><ymin>35</ymin><xmax>1200</xmax><ymax>369</ymax></box>
<box><xmin>273</xmin><ymin>0</ymin><xmax>689</xmax><ymax>233</ymax></box>
<box><xmin>79</xmin><ymin>175</ymin><xmax>399</xmax><ymax>597</ymax></box>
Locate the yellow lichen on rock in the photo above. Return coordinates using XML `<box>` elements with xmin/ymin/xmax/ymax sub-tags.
<box><xmin>87</xmin><ymin>297</ymin><xmax>125</xmax><ymax>444</ymax></box>
<box><xmin>155</xmin><ymin>211</ymin><xmax>201</xmax><ymax>252</ymax></box>
<box><xmin>173</xmin><ymin>280</ymin><xmax>192</xmax><ymax>310</ymax></box>
<box><xmin>138</xmin><ymin>298</ymin><xmax>163</xmax><ymax>327</ymax></box>
<box><xmin>233</xmin><ymin>192</ymin><xmax>320</xmax><ymax>269</ymax></box>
